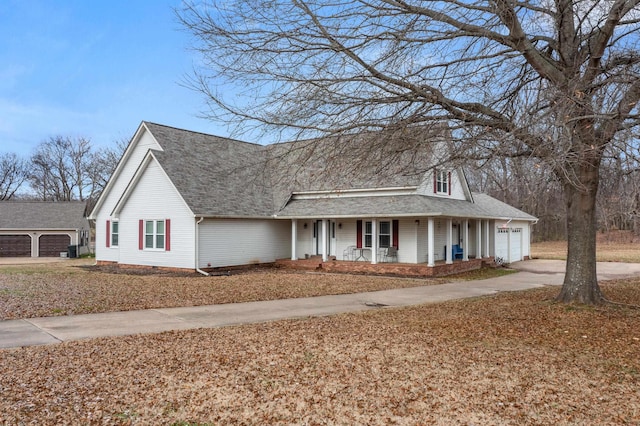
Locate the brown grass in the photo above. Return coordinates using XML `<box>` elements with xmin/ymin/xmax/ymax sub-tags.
<box><xmin>1</xmin><ymin>281</ymin><xmax>639</xmax><ymax>424</ymax></box>
<box><xmin>2</xmin><ymin>244</ymin><xmax>639</xmax><ymax>424</ymax></box>
<box><xmin>0</xmin><ymin>259</ymin><xmax>512</xmax><ymax>320</ymax></box>
<box><xmin>532</xmin><ymin>231</ymin><xmax>640</xmax><ymax>263</ymax></box>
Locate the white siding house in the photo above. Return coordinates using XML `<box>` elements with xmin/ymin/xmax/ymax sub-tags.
<box><xmin>90</xmin><ymin>122</ymin><xmax>537</xmax><ymax>273</ymax></box>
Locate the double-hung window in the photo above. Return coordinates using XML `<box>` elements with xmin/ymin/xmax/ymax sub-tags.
<box><xmin>145</xmin><ymin>220</ymin><xmax>165</xmax><ymax>250</ymax></box>
<box><xmin>436</xmin><ymin>170</ymin><xmax>449</xmax><ymax>194</ymax></box>
<box><xmin>364</xmin><ymin>221</ymin><xmax>391</xmax><ymax>248</ymax></box>
<box><xmin>111</xmin><ymin>221</ymin><xmax>119</xmax><ymax>247</ymax></box>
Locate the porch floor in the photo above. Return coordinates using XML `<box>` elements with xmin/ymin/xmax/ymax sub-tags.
<box><xmin>276</xmin><ymin>256</ymin><xmax>495</xmax><ymax>278</ymax></box>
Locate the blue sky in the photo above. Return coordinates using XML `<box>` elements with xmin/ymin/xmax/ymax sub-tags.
<box><xmin>0</xmin><ymin>0</ymin><xmax>229</xmax><ymax>157</ymax></box>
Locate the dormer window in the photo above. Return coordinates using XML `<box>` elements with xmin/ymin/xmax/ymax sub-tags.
<box><xmin>435</xmin><ymin>170</ymin><xmax>450</xmax><ymax>195</ymax></box>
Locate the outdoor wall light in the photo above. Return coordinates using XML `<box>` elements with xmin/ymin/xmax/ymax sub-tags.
<box><xmin>415</xmin><ymin>219</ymin><xmax>420</xmax><ymax>225</ymax></box>
<box><xmin>338</xmin><ymin>223</ymin><xmax>342</xmax><ymax>229</ymax></box>
<box><xmin>303</xmin><ymin>223</ymin><xmax>308</xmax><ymax>229</ymax></box>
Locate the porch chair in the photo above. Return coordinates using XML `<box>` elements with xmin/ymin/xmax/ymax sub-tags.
<box><xmin>452</xmin><ymin>244</ymin><xmax>463</xmax><ymax>260</ymax></box>
<box><xmin>343</xmin><ymin>245</ymin><xmax>357</xmax><ymax>261</ymax></box>
<box><xmin>384</xmin><ymin>246</ymin><xmax>398</xmax><ymax>262</ymax></box>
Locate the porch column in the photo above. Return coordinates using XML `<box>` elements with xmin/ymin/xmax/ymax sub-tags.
<box><xmin>291</xmin><ymin>219</ymin><xmax>297</xmax><ymax>261</ymax></box>
<box><xmin>476</xmin><ymin>219</ymin><xmax>482</xmax><ymax>258</ymax></box>
<box><xmin>507</xmin><ymin>227</ymin><xmax>512</xmax><ymax>264</ymax></box>
<box><xmin>484</xmin><ymin>220</ymin><xmax>491</xmax><ymax>258</ymax></box>
<box><xmin>446</xmin><ymin>218</ymin><xmax>453</xmax><ymax>264</ymax></box>
<box><xmin>371</xmin><ymin>218</ymin><xmax>378</xmax><ymax>264</ymax></box>
<box><xmin>427</xmin><ymin>218</ymin><xmax>435</xmax><ymax>267</ymax></box>
<box><xmin>462</xmin><ymin>219</ymin><xmax>469</xmax><ymax>261</ymax></box>
<box><xmin>321</xmin><ymin>219</ymin><xmax>328</xmax><ymax>262</ymax></box>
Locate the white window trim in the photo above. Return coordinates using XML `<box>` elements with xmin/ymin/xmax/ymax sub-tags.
<box><xmin>364</xmin><ymin>220</ymin><xmax>392</xmax><ymax>248</ymax></box>
<box><xmin>111</xmin><ymin>220</ymin><xmax>119</xmax><ymax>248</ymax></box>
<box><xmin>144</xmin><ymin>219</ymin><xmax>166</xmax><ymax>251</ymax></box>
<box><xmin>436</xmin><ymin>170</ymin><xmax>449</xmax><ymax>195</ymax></box>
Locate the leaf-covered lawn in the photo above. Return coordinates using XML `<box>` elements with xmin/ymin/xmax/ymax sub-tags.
<box><xmin>1</xmin><ymin>282</ymin><xmax>639</xmax><ymax>425</ymax></box>
<box><xmin>532</xmin><ymin>230</ymin><xmax>640</xmax><ymax>262</ymax></box>
<box><xmin>0</xmin><ymin>259</ymin><xmax>512</xmax><ymax>320</ymax></box>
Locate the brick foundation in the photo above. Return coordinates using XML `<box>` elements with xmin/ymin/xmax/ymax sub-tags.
<box><xmin>95</xmin><ymin>260</ymin><xmax>199</xmax><ymax>275</ymax></box>
<box><xmin>96</xmin><ymin>257</ymin><xmax>494</xmax><ymax>278</ymax></box>
<box><xmin>275</xmin><ymin>257</ymin><xmax>492</xmax><ymax>278</ymax></box>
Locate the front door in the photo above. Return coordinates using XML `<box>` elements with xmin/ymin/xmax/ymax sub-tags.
<box><xmin>313</xmin><ymin>220</ymin><xmax>336</xmax><ymax>256</ymax></box>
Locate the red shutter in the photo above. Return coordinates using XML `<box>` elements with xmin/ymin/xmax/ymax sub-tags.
<box><xmin>165</xmin><ymin>219</ymin><xmax>171</xmax><ymax>251</ymax></box>
<box><xmin>448</xmin><ymin>171</ymin><xmax>452</xmax><ymax>195</ymax></box>
<box><xmin>433</xmin><ymin>170</ymin><xmax>437</xmax><ymax>193</ymax></box>
<box><xmin>356</xmin><ymin>220</ymin><xmax>362</xmax><ymax>249</ymax></box>
<box><xmin>392</xmin><ymin>220</ymin><xmax>399</xmax><ymax>249</ymax></box>
<box><xmin>139</xmin><ymin>220</ymin><xmax>144</xmax><ymax>250</ymax></box>
<box><xmin>106</xmin><ymin>220</ymin><xmax>110</xmax><ymax>248</ymax></box>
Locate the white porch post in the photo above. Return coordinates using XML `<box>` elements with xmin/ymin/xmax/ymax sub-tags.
<box><xmin>484</xmin><ymin>220</ymin><xmax>491</xmax><ymax>258</ymax></box>
<box><xmin>371</xmin><ymin>218</ymin><xmax>378</xmax><ymax>264</ymax></box>
<box><xmin>321</xmin><ymin>219</ymin><xmax>328</xmax><ymax>262</ymax></box>
<box><xmin>507</xmin><ymin>227</ymin><xmax>512</xmax><ymax>264</ymax></box>
<box><xmin>446</xmin><ymin>218</ymin><xmax>453</xmax><ymax>264</ymax></box>
<box><xmin>463</xmin><ymin>219</ymin><xmax>469</xmax><ymax>261</ymax></box>
<box><xmin>291</xmin><ymin>219</ymin><xmax>297</xmax><ymax>261</ymax></box>
<box><xmin>427</xmin><ymin>218</ymin><xmax>435</xmax><ymax>267</ymax></box>
<box><xmin>476</xmin><ymin>219</ymin><xmax>482</xmax><ymax>258</ymax></box>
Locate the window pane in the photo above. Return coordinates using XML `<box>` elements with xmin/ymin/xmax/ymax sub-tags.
<box><xmin>145</xmin><ymin>235</ymin><xmax>154</xmax><ymax>248</ymax></box>
<box><xmin>379</xmin><ymin>235</ymin><xmax>390</xmax><ymax>248</ymax></box>
<box><xmin>365</xmin><ymin>235</ymin><xmax>372</xmax><ymax>248</ymax></box>
<box><xmin>146</xmin><ymin>221</ymin><xmax>153</xmax><ymax>234</ymax></box>
<box><xmin>365</xmin><ymin>222</ymin><xmax>372</xmax><ymax>233</ymax></box>
<box><xmin>112</xmin><ymin>222</ymin><xmax>118</xmax><ymax>233</ymax></box>
<box><xmin>112</xmin><ymin>234</ymin><xmax>118</xmax><ymax>246</ymax></box>
<box><xmin>156</xmin><ymin>220</ymin><xmax>164</xmax><ymax>234</ymax></box>
<box><xmin>156</xmin><ymin>235</ymin><xmax>164</xmax><ymax>249</ymax></box>
<box><xmin>379</xmin><ymin>221</ymin><xmax>390</xmax><ymax>234</ymax></box>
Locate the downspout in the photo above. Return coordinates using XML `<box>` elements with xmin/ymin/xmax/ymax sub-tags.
<box><xmin>195</xmin><ymin>216</ymin><xmax>209</xmax><ymax>276</ymax></box>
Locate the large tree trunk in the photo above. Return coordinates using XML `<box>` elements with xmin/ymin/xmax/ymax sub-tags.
<box><xmin>555</xmin><ymin>161</ymin><xmax>604</xmax><ymax>305</ymax></box>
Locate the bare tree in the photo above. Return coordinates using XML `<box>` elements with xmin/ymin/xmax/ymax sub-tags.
<box><xmin>178</xmin><ymin>0</ymin><xmax>640</xmax><ymax>304</ymax></box>
<box><xmin>85</xmin><ymin>138</ymin><xmax>128</xmax><ymax>212</ymax></box>
<box><xmin>0</xmin><ymin>153</ymin><xmax>28</xmax><ymax>200</ymax></box>
<box><xmin>28</xmin><ymin>136</ymin><xmax>125</xmax><ymax>203</ymax></box>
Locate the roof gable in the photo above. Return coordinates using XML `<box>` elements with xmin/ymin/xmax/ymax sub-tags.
<box><xmin>89</xmin><ymin>122</ymin><xmax>162</xmax><ymax>219</ymax></box>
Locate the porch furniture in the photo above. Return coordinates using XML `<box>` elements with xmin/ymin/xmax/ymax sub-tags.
<box><xmin>343</xmin><ymin>245</ymin><xmax>357</xmax><ymax>261</ymax></box>
<box><xmin>444</xmin><ymin>245</ymin><xmax>464</xmax><ymax>260</ymax></box>
<box><xmin>384</xmin><ymin>246</ymin><xmax>398</xmax><ymax>262</ymax></box>
<box><xmin>354</xmin><ymin>247</ymin><xmax>369</xmax><ymax>261</ymax></box>
<box><xmin>452</xmin><ymin>244</ymin><xmax>463</xmax><ymax>259</ymax></box>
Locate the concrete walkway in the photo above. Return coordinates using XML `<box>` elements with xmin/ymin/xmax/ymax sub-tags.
<box><xmin>2</xmin><ymin>260</ymin><xmax>640</xmax><ymax>350</ymax></box>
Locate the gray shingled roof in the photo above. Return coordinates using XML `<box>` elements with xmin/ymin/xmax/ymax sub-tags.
<box><xmin>0</xmin><ymin>201</ymin><xmax>89</xmax><ymax>230</ymax></box>
<box><xmin>275</xmin><ymin>193</ymin><xmax>537</xmax><ymax>220</ymax></box>
<box><xmin>141</xmin><ymin>122</ymin><xmax>536</xmax><ymax>221</ymax></box>
<box><xmin>145</xmin><ymin>123</ymin><xmax>274</xmax><ymax>217</ymax></box>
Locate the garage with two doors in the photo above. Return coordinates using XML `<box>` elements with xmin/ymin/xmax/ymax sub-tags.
<box><xmin>0</xmin><ymin>201</ymin><xmax>89</xmax><ymax>258</ymax></box>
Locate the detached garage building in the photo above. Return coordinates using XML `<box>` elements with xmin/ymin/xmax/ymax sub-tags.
<box><xmin>0</xmin><ymin>201</ymin><xmax>90</xmax><ymax>258</ymax></box>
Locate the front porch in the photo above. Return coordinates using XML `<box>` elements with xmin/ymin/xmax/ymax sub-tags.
<box><xmin>276</xmin><ymin>256</ymin><xmax>495</xmax><ymax>278</ymax></box>
<box><xmin>288</xmin><ymin>217</ymin><xmax>494</xmax><ymax>268</ymax></box>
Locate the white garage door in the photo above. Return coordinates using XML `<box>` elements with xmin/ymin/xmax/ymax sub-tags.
<box><xmin>495</xmin><ymin>228</ymin><xmax>523</xmax><ymax>263</ymax></box>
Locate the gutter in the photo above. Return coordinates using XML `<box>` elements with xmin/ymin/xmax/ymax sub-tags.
<box><xmin>195</xmin><ymin>217</ymin><xmax>209</xmax><ymax>276</ymax></box>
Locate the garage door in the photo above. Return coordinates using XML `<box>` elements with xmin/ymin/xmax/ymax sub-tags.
<box><xmin>495</xmin><ymin>228</ymin><xmax>523</xmax><ymax>263</ymax></box>
<box><xmin>0</xmin><ymin>235</ymin><xmax>31</xmax><ymax>257</ymax></box>
<box><xmin>510</xmin><ymin>228</ymin><xmax>522</xmax><ymax>261</ymax></box>
<box><xmin>39</xmin><ymin>234</ymin><xmax>70</xmax><ymax>257</ymax></box>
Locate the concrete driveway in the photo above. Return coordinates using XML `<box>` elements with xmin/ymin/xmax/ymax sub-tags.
<box><xmin>1</xmin><ymin>259</ymin><xmax>639</xmax><ymax>350</ymax></box>
<box><xmin>511</xmin><ymin>259</ymin><xmax>640</xmax><ymax>280</ymax></box>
